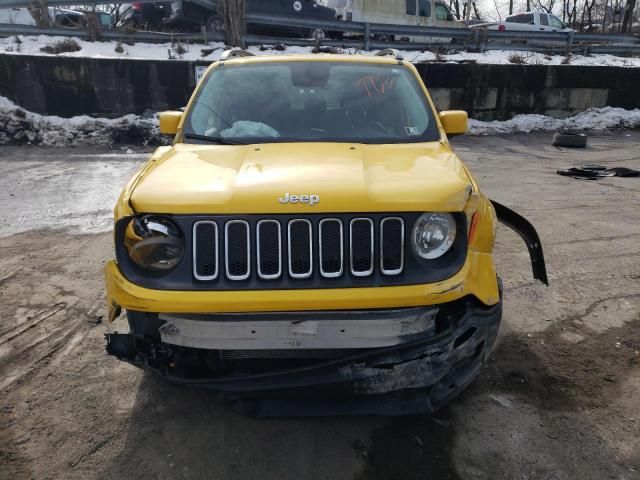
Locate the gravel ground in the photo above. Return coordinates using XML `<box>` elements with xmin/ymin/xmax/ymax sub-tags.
<box><xmin>1</xmin><ymin>131</ymin><xmax>639</xmax><ymax>480</ymax></box>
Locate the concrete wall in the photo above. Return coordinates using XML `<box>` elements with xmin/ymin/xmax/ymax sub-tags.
<box><xmin>0</xmin><ymin>55</ymin><xmax>195</xmax><ymax>117</ymax></box>
<box><xmin>414</xmin><ymin>63</ymin><xmax>640</xmax><ymax>120</ymax></box>
<box><xmin>1</xmin><ymin>54</ymin><xmax>639</xmax><ymax>120</ymax></box>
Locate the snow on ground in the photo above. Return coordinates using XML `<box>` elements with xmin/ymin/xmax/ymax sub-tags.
<box><xmin>467</xmin><ymin>107</ymin><xmax>640</xmax><ymax>134</ymax></box>
<box><xmin>405</xmin><ymin>49</ymin><xmax>640</xmax><ymax>67</ymax></box>
<box><xmin>0</xmin><ymin>96</ymin><xmax>166</xmax><ymax>146</ymax></box>
<box><xmin>0</xmin><ymin>33</ymin><xmax>639</xmax><ymax>67</ymax></box>
<box><xmin>2</xmin><ymin>95</ymin><xmax>639</xmax><ymax>146</ymax></box>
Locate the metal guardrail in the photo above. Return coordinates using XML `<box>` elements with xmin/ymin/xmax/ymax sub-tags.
<box><xmin>0</xmin><ymin>21</ymin><xmax>224</xmax><ymax>42</ymax></box>
<box><xmin>0</xmin><ymin>3</ymin><xmax>638</xmax><ymax>56</ymax></box>
<box><xmin>0</xmin><ymin>0</ymin><xmax>161</xmax><ymax>6</ymax></box>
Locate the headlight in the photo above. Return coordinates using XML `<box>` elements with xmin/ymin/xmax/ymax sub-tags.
<box><xmin>124</xmin><ymin>216</ymin><xmax>184</xmax><ymax>271</ymax></box>
<box><xmin>411</xmin><ymin>213</ymin><xmax>457</xmax><ymax>260</ymax></box>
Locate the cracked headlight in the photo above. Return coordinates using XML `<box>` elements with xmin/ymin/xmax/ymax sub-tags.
<box><xmin>411</xmin><ymin>213</ymin><xmax>457</xmax><ymax>260</ymax></box>
<box><xmin>124</xmin><ymin>216</ymin><xmax>184</xmax><ymax>271</ymax></box>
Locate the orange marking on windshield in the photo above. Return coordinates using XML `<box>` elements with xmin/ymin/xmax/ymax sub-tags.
<box><xmin>356</xmin><ymin>74</ymin><xmax>395</xmax><ymax>97</ymax></box>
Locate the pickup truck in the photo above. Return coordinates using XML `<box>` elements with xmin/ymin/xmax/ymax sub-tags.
<box><xmin>473</xmin><ymin>11</ymin><xmax>574</xmax><ymax>33</ymax></box>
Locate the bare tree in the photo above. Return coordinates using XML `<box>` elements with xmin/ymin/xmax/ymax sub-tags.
<box><xmin>533</xmin><ymin>0</ymin><xmax>556</xmax><ymax>13</ymax></box>
<box><xmin>28</xmin><ymin>0</ymin><xmax>52</xmax><ymax>26</ymax></box>
<box><xmin>601</xmin><ymin>0</ymin><xmax>608</xmax><ymax>30</ymax></box>
<box><xmin>562</xmin><ymin>0</ymin><xmax>579</xmax><ymax>25</ymax></box>
<box><xmin>472</xmin><ymin>1</ymin><xmax>482</xmax><ymax>18</ymax></box>
<box><xmin>454</xmin><ymin>0</ymin><xmax>461</xmax><ymax>19</ymax></box>
<box><xmin>621</xmin><ymin>0</ymin><xmax>637</xmax><ymax>31</ymax></box>
<box><xmin>491</xmin><ymin>0</ymin><xmax>503</xmax><ymax>20</ymax></box>
<box><xmin>585</xmin><ymin>0</ymin><xmax>596</xmax><ymax>27</ymax></box>
<box><xmin>569</xmin><ymin>0</ymin><xmax>579</xmax><ymax>25</ymax></box>
<box><xmin>111</xmin><ymin>4</ymin><xmax>122</xmax><ymax>25</ymax></box>
<box><xmin>218</xmin><ymin>0</ymin><xmax>246</xmax><ymax>48</ymax></box>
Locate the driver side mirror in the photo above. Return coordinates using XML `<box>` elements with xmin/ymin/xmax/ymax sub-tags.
<box><xmin>439</xmin><ymin>110</ymin><xmax>468</xmax><ymax>137</ymax></box>
<box><xmin>159</xmin><ymin>111</ymin><xmax>183</xmax><ymax>135</ymax></box>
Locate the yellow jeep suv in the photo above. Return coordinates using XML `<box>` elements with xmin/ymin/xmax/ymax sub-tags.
<box><xmin>105</xmin><ymin>49</ymin><xmax>547</xmax><ymax>416</ymax></box>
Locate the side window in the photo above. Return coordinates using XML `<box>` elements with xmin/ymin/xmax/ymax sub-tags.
<box><xmin>549</xmin><ymin>15</ymin><xmax>564</xmax><ymax>28</ymax></box>
<box><xmin>540</xmin><ymin>14</ymin><xmax>549</xmax><ymax>25</ymax></box>
<box><xmin>418</xmin><ymin>0</ymin><xmax>430</xmax><ymax>17</ymax></box>
<box><xmin>508</xmin><ymin>13</ymin><xmax>534</xmax><ymax>24</ymax></box>
<box><xmin>406</xmin><ymin>0</ymin><xmax>416</xmax><ymax>15</ymax></box>
<box><xmin>435</xmin><ymin>4</ymin><xmax>450</xmax><ymax>20</ymax></box>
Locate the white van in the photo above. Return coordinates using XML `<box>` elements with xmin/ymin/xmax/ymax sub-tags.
<box><xmin>331</xmin><ymin>0</ymin><xmax>465</xmax><ymax>42</ymax></box>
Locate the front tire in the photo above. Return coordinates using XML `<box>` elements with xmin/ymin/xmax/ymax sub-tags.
<box><xmin>310</xmin><ymin>27</ymin><xmax>326</xmax><ymax>40</ymax></box>
<box><xmin>552</xmin><ymin>131</ymin><xmax>588</xmax><ymax>148</ymax></box>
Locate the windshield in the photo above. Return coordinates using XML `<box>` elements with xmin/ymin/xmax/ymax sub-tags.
<box><xmin>184</xmin><ymin>61</ymin><xmax>439</xmax><ymax>144</ymax></box>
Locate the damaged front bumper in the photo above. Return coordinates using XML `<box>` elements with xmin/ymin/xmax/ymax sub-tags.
<box><xmin>106</xmin><ymin>296</ymin><xmax>501</xmax><ymax>416</ymax></box>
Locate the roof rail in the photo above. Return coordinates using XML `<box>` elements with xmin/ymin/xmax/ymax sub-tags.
<box><xmin>374</xmin><ymin>48</ymin><xmax>404</xmax><ymax>61</ymax></box>
<box><xmin>220</xmin><ymin>49</ymin><xmax>256</xmax><ymax>60</ymax></box>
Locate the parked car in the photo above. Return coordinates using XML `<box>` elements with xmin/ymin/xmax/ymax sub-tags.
<box><xmin>165</xmin><ymin>0</ymin><xmax>338</xmax><ymax>38</ymax></box>
<box><xmin>52</xmin><ymin>9</ymin><xmax>113</xmax><ymax>29</ymax></box>
<box><xmin>116</xmin><ymin>2</ymin><xmax>171</xmax><ymax>29</ymax></box>
<box><xmin>336</xmin><ymin>0</ymin><xmax>466</xmax><ymax>43</ymax></box>
<box><xmin>472</xmin><ymin>11</ymin><xmax>575</xmax><ymax>33</ymax></box>
<box><xmin>53</xmin><ymin>8</ymin><xmax>84</xmax><ymax>27</ymax></box>
<box><xmin>85</xmin><ymin>10</ymin><xmax>114</xmax><ymax>29</ymax></box>
<box><xmin>104</xmin><ymin>49</ymin><xmax>548</xmax><ymax>416</ymax></box>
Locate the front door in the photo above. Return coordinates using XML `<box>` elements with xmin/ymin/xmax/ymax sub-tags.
<box><xmin>404</xmin><ymin>0</ymin><xmax>422</xmax><ymax>27</ymax></box>
<box><xmin>538</xmin><ymin>13</ymin><xmax>551</xmax><ymax>31</ymax></box>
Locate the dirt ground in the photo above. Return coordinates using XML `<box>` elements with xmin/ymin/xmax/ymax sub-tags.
<box><xmin>1</xmin><ymin>131</ymin><xmax>639</xmax><ymax>480</ymax></box>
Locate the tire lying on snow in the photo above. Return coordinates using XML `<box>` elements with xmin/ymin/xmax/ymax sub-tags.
<box><xmin>552</xmin><ymin>131</ymin><xmax>588</xmax><ymax>148</ymax></box>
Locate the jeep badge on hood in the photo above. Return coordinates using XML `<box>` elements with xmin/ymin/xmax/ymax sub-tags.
<box><xmin>278</xmin><ymin>193</ymin><xmax>320</xmax><ymax>205</ymax></box>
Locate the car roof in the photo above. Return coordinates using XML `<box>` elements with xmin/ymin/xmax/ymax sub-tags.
<box><xmin>219</xmin><ymin>53</ymin><xmax>403</xmax><ymax>66</ymax></box>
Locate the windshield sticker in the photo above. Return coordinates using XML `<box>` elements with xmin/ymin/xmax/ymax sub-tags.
<box><xmin>405</xmin><ymin>126</ymin><xmax>419</xmax><ymax>136</ymax></box>
<box><xmin>356</xmin><ymin>74</ymin><xmax>395</xmax><ymax>97</ymax></box>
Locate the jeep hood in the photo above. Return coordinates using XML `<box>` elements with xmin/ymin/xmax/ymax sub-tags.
<box><xmin>129</xmin><ymin>142</ymin><xmax>473</xmax><ymax>214</ymax></box>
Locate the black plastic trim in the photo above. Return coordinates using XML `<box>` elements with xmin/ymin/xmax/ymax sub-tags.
<box><xmin>491</xmin><ymin>200</ymin><xmax>549</xmax><ymax>285</ymax></box>
<box><xmin>114</xmin><ymin>212</ymin><xmax>467</xmax><ymax>291</ymax></box>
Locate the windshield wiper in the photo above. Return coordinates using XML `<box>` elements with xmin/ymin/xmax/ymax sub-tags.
<box><xmin>183</xmin><ymin>133</ymin><xmax>248</xmax><ymax>145</ymax></box>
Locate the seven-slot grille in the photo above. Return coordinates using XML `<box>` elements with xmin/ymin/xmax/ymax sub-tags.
<box><xmin>192</xmin><ymin>216</ymin><xmax>405</xmax><ymax>282</ymax></box>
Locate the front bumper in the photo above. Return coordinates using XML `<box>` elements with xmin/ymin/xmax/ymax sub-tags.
<box><xmin>106</xmin><ymin>297</ymin><xmax>501</xmax><ymax>416</ymax></box>
<box><xmin>104</xmin><ymin>250</ymin><xmax>500</xmax><ymax>319</ymax></box>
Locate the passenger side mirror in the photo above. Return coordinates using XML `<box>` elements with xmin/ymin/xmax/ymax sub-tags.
<box><xmin>439</xmin><ymin>110</ymin><xmax>468</xmax><ymax>137</ymax></box>
<box><xmin>159</xmin><ymin>111</ymin><xmax>183</xmax><ymax>135</ymax></box>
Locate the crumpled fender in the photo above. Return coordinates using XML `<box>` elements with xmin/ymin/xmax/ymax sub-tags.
<box><xmin>491</xmin><ymin>200</ymin><xmax>549</xmax><ymax>286</ymax></box>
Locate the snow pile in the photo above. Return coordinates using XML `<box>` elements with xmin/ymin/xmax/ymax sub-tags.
<box><xmin>2</xmin><ymin>95</ymin><xmax>639</xmax><ymax>146</ymax></box>
<box><xmin>0</xmin><ymin>96</ymin><xmax>168</xmax><ymax>146</ymax></box>
<box><xmin>468</xmin><ymin>107</ymin><xmax>640</xmax><ymax>135</ymax></box>
<box><xmin>1</xmin><ymin>34</ymin><xmax>640</xmax><ymax>67</ymax></box>
<box><xmin>402</xmin><ymin>50</ymin><xmax>640</xmax><ymax>68</ymax></box>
